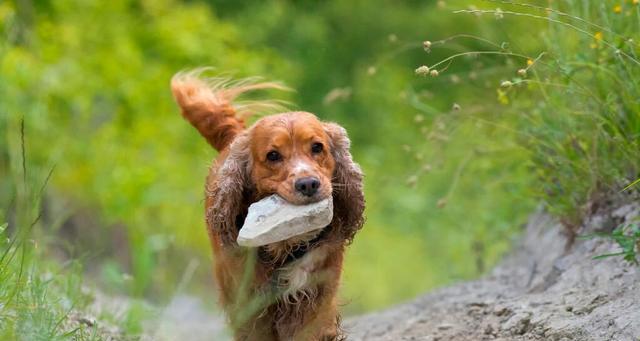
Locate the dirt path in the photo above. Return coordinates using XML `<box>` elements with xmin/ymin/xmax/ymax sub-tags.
<box><xmin>75</xmin><ymin>201</ymin><xmax>639</xmax><ymax>340</ymax></box>
<box><xmin>345</xmin><ymin>203</ymin><xmax>640</xmax><ymax>341</ymax></box>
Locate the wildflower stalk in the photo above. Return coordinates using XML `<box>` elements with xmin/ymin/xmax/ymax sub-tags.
<box><xmin>455</xmin><ymin>9</ymin><xmax>640</xmax><ymax>66</ymax></box>
<box><xmin>511</xmin><ymin>79</ymin><xmax>596</xmax><ymax>98</ymax></box>
<box><xmin>427</xmin><ymin>50</ymin><xmax>533</xmax><ymax>70</ymax></box>
<box><xmin>431</xmin><ymin>34</ymin><xmax>504</xmax><ymax>50</ymax></box>
<box><xmin>481</xmin><ymin>0</ymin><xmax>639</xmax><ymax>45</ymax></box>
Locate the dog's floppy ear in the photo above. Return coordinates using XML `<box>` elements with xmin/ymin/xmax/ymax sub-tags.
<box><xmin>324</xmin><ymin>122</ymin><xmax>365</xmax><ymax>243</ymax></box>
<box><xmin>206</xmin><ymin>131</ymin><xmax>253</xmax><ymax>245</ymax></box>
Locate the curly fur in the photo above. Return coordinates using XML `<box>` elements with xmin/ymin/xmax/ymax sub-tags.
<box><xmin>172</xmin><ymin>71</ymin><xmax>365</xmax><ymax>341</ymax></box>
<box><xmin>205</xmin><ymin>131</ymin><xmax>253</xmax><ymax>245</ymax></box>
<box><xmin>323</xmin><ymin>123</ymin><xmax>366</xmax><ymax>244</ymax></box>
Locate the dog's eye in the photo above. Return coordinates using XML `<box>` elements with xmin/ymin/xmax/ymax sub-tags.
<box><xmin>266</xmin><ymin>150</ymin><xmax>282</xmax><ymax>162</ymax></box>
<box><xmin>311</xmin><ymin>142</ymin><xmax>323</xmax><ymax>154</ymax></box>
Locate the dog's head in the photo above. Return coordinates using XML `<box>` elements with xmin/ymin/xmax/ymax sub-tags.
<box><xmin>250</xmin><ymin>112</ymin><xmax>336</xmax><ymax>205</ymax></box>
<box><xmin>209</xmin><ymin>112</ymin><xmax>365</xmax><ymax>245</ymax></box>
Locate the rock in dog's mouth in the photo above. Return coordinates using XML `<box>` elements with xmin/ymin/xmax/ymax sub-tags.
<box><xmin>237</xmin><ymin>195</ymin><xmax>333</xmax><ymax>248</ymax></box>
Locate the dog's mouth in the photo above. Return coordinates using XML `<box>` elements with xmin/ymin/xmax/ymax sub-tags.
<box><xmin>292</xmin><ymin>194</ymin><xmax>328</xmax><ymax>205</ymax></box>
<box><xmin>236</xmin><ymin>193</ymin><xmax>333</xmax><ymax>258</ymax></box>
<box><xmin>236</xmin><ymin>211</ymin><xmax>327</xmax><ymax>243</ymax></box>
<box><xmin>274</xmin><ymin>193</ymin><xmax>328</xmax><ymax>206</ymax></box>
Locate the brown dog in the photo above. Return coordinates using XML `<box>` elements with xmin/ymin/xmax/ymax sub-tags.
<box><xmin>171</xmin><ymin>71</ymin><xmax>365</xmax><ymax>340</ymax></box>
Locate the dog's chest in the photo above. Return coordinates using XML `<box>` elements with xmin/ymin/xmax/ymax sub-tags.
<box><xmin>277</xmin><ymin>245</ymin><xmax>329</xmax><ymax>294</ymax></box>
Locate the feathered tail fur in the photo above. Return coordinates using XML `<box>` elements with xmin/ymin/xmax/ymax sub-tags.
<box><xmin>171</xmin><ymin>69</ymin><xmax>288</xmax><ymax>151</ymax></box>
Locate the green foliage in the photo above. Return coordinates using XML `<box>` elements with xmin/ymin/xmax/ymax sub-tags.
<box><xmin>1</xmin><ymin>0</ymin><xmax>638</xmax><ymax>321</ymax></box>
<box><xmin>414</xmin><ymin>0</ymin><xmax>639</xmax><ymax>227</ymax></box>
<box><xmin>0</xmin><ymin>121</ymin><xmax>153</xmax><ymax>339</ymax></box>
<box><xmin>0</xmin><ymin>123</ymin><xmax>91</xmax><ymax>339</ymax></box>
<box><xmin>409</xmin><ymin>0</ymin><xmax>639</xmax><ymax>271</ymax></box>
<box><xmin>517</xmin><ymin>0</ymin><xmax>640</xmax><ymax>224</ymax></box>
<box><xmin>1</xmin><ymin>0</ymin><xmax>294</xmax><ymax>299</ymax></box>
<box><xmin>590</xmin><ymin>222</ymin><xmax>640</xmax><ymax>265</ymax></box>
<box><xmin>2</xmin><ymin>0</ymin><xmax>537</xmax><ymax>313</ymax></box>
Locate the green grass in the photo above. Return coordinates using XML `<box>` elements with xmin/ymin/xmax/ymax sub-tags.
<box><xmin>0</xmin><ymin>240</ymin><xmax>93</xmax><ymax>340</ymax></box>
<box><xmin>623</xmin><ymin>178</ymin><xmax>640</xmax><ymax>191</ymax></box>
<box><xmin>590</xmin><ymin>221</ymin><xmax>640</xmax><ymax>265</ymax></box>
<box><xmin>0</xmin><ymin>123</ymin><xmax>155</xmax><ymax>340</ymax></box>
<box><xmin>414</xmin><ymin>0</ymin><xmax>639</xmax><ymax>229</ymax></box>
<box><xmin>0</xmin><ymin>122</ymin><xmax>92</xmax><ymax>339</ymax></box>
<box><xmin>0</xmin><ymin>227</ymin><xmax>152</xmax><ymax>340</ymax></box>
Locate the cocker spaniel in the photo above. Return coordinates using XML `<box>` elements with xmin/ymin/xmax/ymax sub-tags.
<box><xmin>171</xmin><ymin>71</ymin><xmax>365</xmax><ymax>341</ymax></box>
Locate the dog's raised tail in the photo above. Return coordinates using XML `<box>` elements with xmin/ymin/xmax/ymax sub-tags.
<box><xmin>171</xmin><ymin>70</ymin><xmax>289</xmax><ymax>151</ymax></box>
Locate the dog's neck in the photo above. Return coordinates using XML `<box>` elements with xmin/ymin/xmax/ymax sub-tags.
<box><xmin>257</xmin><ymin>224</ymin><xmax>330</xmax><ymax>267</ymax></box>
<box><xmin>281</xmin><ymin>225</ymin><xmax>330</xmax><ymax>264</ymax></box>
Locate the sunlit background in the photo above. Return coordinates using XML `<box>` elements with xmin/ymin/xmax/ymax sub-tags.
<box><xmin>2</xmin><ymin>0</ymin><xmax>639</xmax><ymax>337</ymax></box>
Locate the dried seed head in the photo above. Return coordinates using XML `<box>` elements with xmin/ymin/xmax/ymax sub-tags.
<box><xmin>517</xmin><ymin>69</ymin><xmax>527</xmax><ymax>77</ymax></box>
<box><xmin>500</xmin><ymin>80</ymin><xmax>513</xmax><ymax>88</ymax></box>
<box><xmin>423</xmin><ymin>40</ymin><xmax>432</xmax><ymax>49</ymax></box>
<box><xmin>415</xmin><ymin>65</ymin><xmax>430</xmax><ymax>76</ymax></box>
<box><xmin>430</xmin><ymin>69</ymin><xmax>439</xmax><ymax>77</ymax></box>
<box><xmin>406</xmin><ymin>175</ymin><xmax>418</xmax><ymax>188</ymax></box>
<box><xmin>452</xmin><ymin>103</ymin><xmax>461</xmax><ymax>111</ymax></box>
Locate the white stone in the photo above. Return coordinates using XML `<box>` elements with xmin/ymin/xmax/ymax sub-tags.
<box><xmin>237</xmin><ymin>195</ymin><xmax>333</xmax><ymax>247</ymax></box>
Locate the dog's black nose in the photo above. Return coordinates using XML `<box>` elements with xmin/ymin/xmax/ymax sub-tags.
<box><xmin>294</xmin><ymin>177</ymin><xmax>320</xmax><ymax>197</ymax></box>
